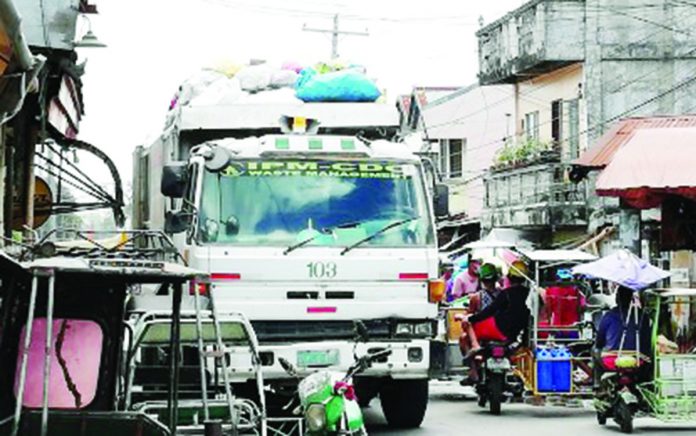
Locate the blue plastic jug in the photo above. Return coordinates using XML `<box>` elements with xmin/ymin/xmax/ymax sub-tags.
<box><xmin>536</xmin><ymin>347</ymin><xmax>554</xmax><ymax>392</ymax></box>
<box><xmin>552</xmin><ymin>347</ymin><xmax>572</xmax><ymax>392</ymax></box>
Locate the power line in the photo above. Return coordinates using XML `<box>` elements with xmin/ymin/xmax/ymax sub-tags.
<box><xmin>303</xmin><ymin>14</ymin><xmax>368</xmax><ymax>59</ymax></box>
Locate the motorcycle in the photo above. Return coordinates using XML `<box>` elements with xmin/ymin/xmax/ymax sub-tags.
<box><xmin>279</xmin><ymin>322</ymin><xmax>392</xmax><ymax>435</ymax></box>
<box><xmin>472</xmin><ymin>341</ymin><xmax>518</xmax><ymax>415</ymax></box>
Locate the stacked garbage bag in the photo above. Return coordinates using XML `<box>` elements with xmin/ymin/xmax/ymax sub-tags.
<box><xmin>167</xmin><ymin>59</ymin><xmax>382</xmax><ymax>114</ymax></box>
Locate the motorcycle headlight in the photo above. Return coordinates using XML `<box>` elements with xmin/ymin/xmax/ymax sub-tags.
<box><xmin>414</xmin><ymin>322</ymin><xmax>432</xmax><ymax>336</ymax></box>
<box><xmin>305</xmin><ymin>403</ymin><xmax>327</xmax><ymax>432</ymax></box>
<box><xmin>395</xmin><ymin>323</ymin><xmax>414</xmax><ymax>336</ymax></box>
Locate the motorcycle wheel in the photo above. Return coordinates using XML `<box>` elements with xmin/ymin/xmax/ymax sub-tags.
<box><xmin>488</xmin><ymin>373</ymin><xmax>504</xmax><ymax>415</ymax></box>
<box><xmin>614</xmin><ymin>400</ymin><xmax>634</xmax><ymax>434</ymax></box>
<box><xmin>596</xmin><ymin>411</ymin><xmax>607</xmax><ymax>425</ymax></box>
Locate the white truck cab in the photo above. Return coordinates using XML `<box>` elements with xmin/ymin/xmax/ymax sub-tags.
<box><xmin>133</xmin><ymin>103</ymin><xmax>449</xmax><ymax>428</ymax></box>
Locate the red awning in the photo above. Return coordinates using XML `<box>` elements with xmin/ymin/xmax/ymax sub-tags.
<box><xmin>595</xmin><ymin>127</ymin><xmax>696</xmax><ymax>209</ymax></box>
<box><xmin>574</xmin><ymin>115</ymin><xmax>696</xmax><ymax>169</ymax></box>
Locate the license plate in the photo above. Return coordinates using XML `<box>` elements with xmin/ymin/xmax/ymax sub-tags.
<box><xmin>487</xmin><ymin>357</ymin><xmax>510</xmax><ymax>371</ymax></box>
<box><xmin>297</xmin><ymin>349</ymin><xmax>340</xmax><ymax>367</ymax></box>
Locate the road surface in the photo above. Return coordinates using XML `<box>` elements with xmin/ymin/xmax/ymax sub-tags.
<box><xmin>366</xmin><ymin>382</ymin><xmax>695</xmax><ymax>435</ymax></box>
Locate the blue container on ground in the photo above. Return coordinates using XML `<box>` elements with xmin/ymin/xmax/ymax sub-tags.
<box><xmin>536</xmin><ymin>346</ymin><xmax>572</xmax><ymax>393</ymax></box>
<box><xmin>536</xmin><ymin>347</ymin><xmax>554</xmax><ymax>392</ymax></box>
<box><xmin>552</xmin><ymin>347</ymin><xmax>572</xmax><ymax>392</ymax></box>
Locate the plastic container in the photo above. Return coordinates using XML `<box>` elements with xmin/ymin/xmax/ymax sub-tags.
<box><xmin>536</xmin><ymin>347</ymin><xmax>554</xmax><ymax>392</ymax></box>
<box><xmin>536</xmin><ymin>346</ymin><xmax>572</xmax><ymax>393</ymax></box>
<box><xmin>552</xmin><ymin>347</ymin><xmax>572</xmax><ymax>392</ymax></box>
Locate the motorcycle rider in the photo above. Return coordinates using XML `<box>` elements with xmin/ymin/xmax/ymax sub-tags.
<box><xmin>461</xmin><ymin>260</ymin><xmax>531</xmax><ymax>358</ymax></box>
<box><xmin>595</xmin><ymin>285</ymin><xmax>652</xmax><ymax>373</ymax></box>
<box><xmin>466</xmin><ymin>262</ymin><xmax>501</xmax><ymax>314</ymax></box>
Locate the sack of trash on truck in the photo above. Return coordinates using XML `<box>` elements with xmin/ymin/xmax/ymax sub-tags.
<box><xmin>295</xmin><ymin>69</ymin><xmax>381</xmax><ymax>102</ymax></box>
<box><xmin>236</xmin><ymin>64</ymin><xmax>274</xmax><ymax>93</ymax></box>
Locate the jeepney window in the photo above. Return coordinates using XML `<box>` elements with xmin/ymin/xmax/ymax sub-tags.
<box><xmin>198</xmin><ymin>159</ymin><xmax>435</xmax><ymax>247</ymax></box>
<box><xmin>14</xmin><ymin>318</ymin><xmax>103</xmax><ymax>409</ymax></box>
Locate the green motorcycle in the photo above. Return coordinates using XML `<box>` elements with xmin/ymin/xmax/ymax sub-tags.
<box><xmin>279</xmin><ymin>324</ymin><xmax>392</xmax><ymax>435</ymax></box>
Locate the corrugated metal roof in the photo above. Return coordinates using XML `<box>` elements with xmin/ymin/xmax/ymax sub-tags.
<box><xmin>574</xmin><ymin>115</ymin><xmax>696</xmax><ymax>168</ymax></box>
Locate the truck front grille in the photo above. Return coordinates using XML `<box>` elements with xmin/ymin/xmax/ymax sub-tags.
<box><xmin>251</xmin><ymin>319</ymin><xmax>391</xmax><ymax>343</ymax></box>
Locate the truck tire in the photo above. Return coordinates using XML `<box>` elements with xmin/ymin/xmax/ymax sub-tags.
<box><xmin>354</xmin><ymin>378</ymin><xmax>380</xmax><ymax>408</ymax></box>
<box><xmin>380</xmin><ymin>379</ymin><xmax>428</xmax><ymax>429</ymax></box>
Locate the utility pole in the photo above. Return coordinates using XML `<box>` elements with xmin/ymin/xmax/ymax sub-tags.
<box><xmin>303</xmin><ymin>14</ymin><xmax>368</xmax><ymax>59</ymax></box>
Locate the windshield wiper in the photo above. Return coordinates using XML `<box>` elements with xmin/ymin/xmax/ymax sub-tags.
<box><xmin>283</xmin><ymin>221</ymin><xmax>364</xmax><ymax>255</ymax></box>
<box><xmin>283</xmin><ymin>233</ymin><xmax>324</xmax><ymax>255</ymax></box>
<box><xmin>340</xmin><ymin>217</ymin><xmax>419</xmax><ymax>256</ymax></box>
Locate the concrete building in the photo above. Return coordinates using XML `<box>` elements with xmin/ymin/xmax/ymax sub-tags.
<box><xmin>399</xmin><ymin>84</ymin><xmax>514</xmax><ymax>247</ymax></box>
<box><xmin>476</xmin><ymin>0</ymin><xmax>696</xmax><ymax>248</ymax></box>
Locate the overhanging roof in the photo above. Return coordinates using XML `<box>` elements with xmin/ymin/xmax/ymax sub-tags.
<box><xmin>595</xmin><ymin>127</ymin><xmax>696</xmax><ymax>194</ymax></box>
<box><xmin>574</xmin><ymin>115</ymin><xmax>696</xmax><ymax>169</ymax></box>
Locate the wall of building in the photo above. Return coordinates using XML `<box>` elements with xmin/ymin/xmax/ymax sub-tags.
<box><xmin>585</xmin><ymin>0</ymin><xmax>696</xmax><ymax>142</ymax></box>
<box><xmin>421</xmin><ymin>84</ymin><xmax>514</xmax><ymax>219</ymax></box>
<box><xmin>515</xmin><ymin>63</ymin><xmax>588</xmax><ymax>159</ymax></box>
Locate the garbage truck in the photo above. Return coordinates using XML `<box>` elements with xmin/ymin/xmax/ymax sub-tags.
<box><xmin>132</xmin><ymin>72</ymin><xmax>448</xmax><ymax>428</ymax></box>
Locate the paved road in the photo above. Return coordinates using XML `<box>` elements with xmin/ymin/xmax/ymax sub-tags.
<box><xmin>365</xmin><ymin>382</ymin><xmax>695</xmax><ymax>435</ymax></box>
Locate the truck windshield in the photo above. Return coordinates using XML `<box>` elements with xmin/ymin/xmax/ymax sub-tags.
<box><xmin>198</xmin><ymin>159</ymin><xmax>434</xmax><ymax>248</ymax></box>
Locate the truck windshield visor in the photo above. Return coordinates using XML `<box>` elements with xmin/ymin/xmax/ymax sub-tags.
<box><xmin>199</xmin><ymin>159</ymin><xmax>434</xmax><ymax>247</ymax></box>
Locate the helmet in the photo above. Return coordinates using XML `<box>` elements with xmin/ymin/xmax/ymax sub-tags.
<box><xmin>556</xmin><ymin>268</ymin><xmax>573</xmax><ymax>280</ymax></box>
<box><xmin>507</xmin><ymin>260</ymin><xmax>529</xmax><ymax>279</ymax></box>
<box><xmin>478</xmin><ymin>263</ymin><xmax>499</xmax><ymax>281</ymax></box>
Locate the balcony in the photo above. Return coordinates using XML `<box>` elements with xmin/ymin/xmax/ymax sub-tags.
<box><xmin>483</xmin><ymin>161</ymin><xmax>588</xmax><ymax>230</ymax></box>
<box><xmin>477</xmin><ymin>0</ymin><xmax>585</xmax><ymax>85</ymax></box>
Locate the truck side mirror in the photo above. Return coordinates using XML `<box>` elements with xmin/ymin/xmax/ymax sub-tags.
<box><xmin>434</xmin><ymin>184</ymin><xmax>449</xmax><ymax>217</ymax></box>
<box><xmin>164</xmin><ymin>210</ymin><xmax>190</xmax><ymax>234</ymax></box>
<box><xmin>204</xmin><ymin>147</ymin><xmax>232</xmax><ymax>172</ymax></box>
<box><xmin>161</xmin><ymin>163</ymin><xmax>187</xmax><ymax>198</ymax></box>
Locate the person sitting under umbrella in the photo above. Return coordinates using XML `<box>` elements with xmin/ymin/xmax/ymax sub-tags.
<box><xmin>595</xmin><ymin>286</ymin><xmax>652</xmax><ymax>373</ymax></box>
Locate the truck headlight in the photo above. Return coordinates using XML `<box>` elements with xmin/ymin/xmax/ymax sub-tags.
<box><xmin>395</xmin><ymin>323</ymin><xmax>414</xmax><ymax>336</ymax></box>
<box><xmin>414</xmin><ymin>322</ymin><xmax>432</xmax><ymax>336</ymax></box>
<box><xmin>305</xmin><ymin>404</ymin><xmax>327</xmax><ymax>432</ymax></box>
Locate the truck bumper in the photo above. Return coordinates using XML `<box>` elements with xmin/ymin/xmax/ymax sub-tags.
<box><xmin>249</xmin><ymin>339</ymin><xmax>430</xmax><ymax>381</ymax></box>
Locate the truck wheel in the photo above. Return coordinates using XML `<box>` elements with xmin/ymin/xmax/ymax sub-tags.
<box><xmin>354</xmin><ymin>378</ymin><xmax>380</xmax><ymax>408</ymax></box>
<box><xmin>488</xmin><ymin>373</ymin><xmax>503</xmax><ymax>415</ymax></box>
<box><xmin>380</xmin><ymin>379</ymin><xmax>428</xmax><ymax>429</ymax></box>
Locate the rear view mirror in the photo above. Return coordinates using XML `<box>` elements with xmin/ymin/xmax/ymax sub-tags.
<box><xmin>434</xmin><ymin>184</ymin><xmax>449</xmax><ymax>217</ymax></box>
<box><xmin>161</xmin><ymin>163</ymin><xmax>187</xmax><ymax>198</ymax></box>
<box><xmin>203</xmin><ymin>147</ymin><xmax>232</xmax><ymax>172</ymax></box>
<box><xmin>164</xmin><ymin>210</ymin><xmax>190</xmax><ymax>234</ymax></box>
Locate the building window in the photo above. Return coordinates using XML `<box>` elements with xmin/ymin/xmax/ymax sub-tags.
<box><xmin>551</xmin><ymin>100</ymin><xmax>563</xmax><ymax>146</ymax></box>
<box><xmin>438</xmin><ymin>139</ymin><xmax>466</xmax><ymax>179</ymax></box>
<box><xmin>524</xmin><ymin>111</ymin><xmax>539</xmax><ymax>140</ymax></box>
<box><xmin>438</xmin><ymin>140</ymin><xmax>448</xmax><ymax>177</ymax></box>
<box><xmin>448</xmin><ymin>139</ymin><xmax>464</xmax><ymax>178</ymax></box>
